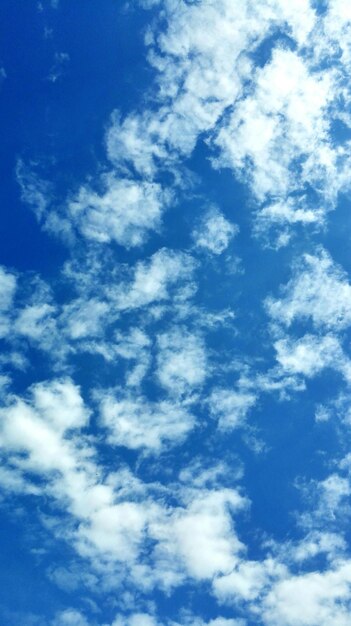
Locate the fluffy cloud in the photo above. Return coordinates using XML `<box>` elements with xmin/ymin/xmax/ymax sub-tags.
<box><xmin>61</xmin><ymin>298</ymin><xmax>109</xmax><ymax>340</ymax></box>
<box><xmin>213</xmin><ymin>47</ymin><xmax>334</xmax><ymax>203</ymax></box>
<box><xmin>143</xmin><ymin>0</ymin><xmax>316</xmax><ymax>158</ymax></box>
<box><xmin>171</xmin><ymin>618</ymin><xmax>246</xmax><ymax>626</ymax></box>
<box><xmin>0</xmin><ymin>379</ymin><xmax>149</xmax><ymax>565</ymax></box>
<box><xmin>273</xmin><ymin>334</ymin><xmax>351</xmax><ymax>381</ymax></box>
<box><xmin>0</xmin><ymin>379</ymin><xmax>90</xmax><ymax>472</ymax></box>
<box><xmin>192</xmin><ymin>208</ymin><xmax>238</xmax><ymax>255</ymax></box>
<box><xmin>14</xmin><ymin>302</ymin><xmax>57</xmax><ymax>340</ymax></box>
<box><xmin>115</xmin><ymin>248</ymin><xmax>196</xmax><ymax>311</ymax></box>
<box><xmin>0</xmin><ymin>266</ymin><xmax>16</xmax><ymax>338</ymax></box>
<box><xmin>156</xmin><ymin>329</ymin><xmax>207</xmax><ymax>396</ymax></box>
<box><xmin>52</xmin><ymin>610</ymin><xmax>89</xmax><ymax>626</ymax></box>
<box><xmin>209</xmin><ymin>388</ymin><xmax>257</xmax><ymax>430</ymax></box>
<box><xmin>262</xmin><ymin>562</ymin><xmax>351</xmax><ymax>626</ymax></box>
<box><xmin>213</xmin><ymin>558</ymin><xmax>284</xmax><ymax>604</ymax></box>
<box><xmin>106</xmin><ymin>111</ymin><xmax>167</xmax><ymax>179</ymax></box>
<box><xmin>265</xmin><ymin>248</ymin><xmax>351</xmax><ymax>388</ymax></box>
<box><xmin>111</xmin><ymin>615</ymin><xmax>159</xmax><ymax>626</ymax></box>
<box><xmin>9</xmin><ymin>2</ymin><xmax>351</xmax><ymax>625</ymax></box>
<box><xmin>266</xmin><ymin>249</ymin><xmax>351</xmax><ymax>331</ymax></box>
<box><xmin>99</xmin><ymin>391</ymin><xmax>195</xmax><ymax>451</ymax></box>
<box><xmin>151</xmin><ymin>488</ymin><xmax>247</xmax><ymax>582</ymax></box>
<box><xmin>69</xmin><ymin>174</ymin><xmax>170</xmax><ymax>248</ymax></box>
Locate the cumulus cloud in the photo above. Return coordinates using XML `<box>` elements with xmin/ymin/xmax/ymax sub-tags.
<box><xmin>111</xmin><ymin>614</ymin><xmax>159</xmax><ymax>626</ymax></box>
<box><xmin>61</xmin><ymin>298</ymin><xmax>109</xmax><ymax>340</ymax></box>
<box><xmin>213</xmin><ymin>47</ymin><xmax>334</xmax><ymax>203</ymax></box>
<box><xmin>9</xmin><ymin>2</ymin><xmax>351</xmax><ymax>625</ymax></box>
<box><xmin>171</xmin><ymin>618</ymin><xmax>246</xmax><ymax>626</ymax></box>
<box><xmin>213</xmin><ymin>558</ymin><xmax>284</xmax><ymax>604</ymax></box>
<box><xmin>14</xmin><ymin>302</ymin><xmax>56</xmax><ymax>340</ymax></box>
<box><xmin>51</xmin><ymin>610</ymin><xmax>89</xmax><ymax>626</ymax></box>
<box><xmin>266</xmin><ymin>249</ymin><xmax>351</xmax><ymax>331</ymax></box>
<box><xmin>192</xmin><ymin>207</ymin><xmax>238</xmax><ymax>255</ymax></box>
<box><xmin>99</xmin><ymin>390</ymin><xmax>195</xmax><ymax>451</ymax></box>
<box><xmin>151</xmin><ymin>488</ymin><xmax>247</xmax><ymax>582</ymax></box>
<box><xmin>156</xmin><ymin>329</ymin><xmax>207</xmax><ymax>397</ymax></box>
<box><xmin>0</xmin><ymin>266</ymin><xmax>16</xmax><ymax>338</ymax></box>
<box><xmin>273</xmin><ymin>334</ymin><xmax>351</xmax><ymax>381</ymax></box>
<box><xmin>264</xmin><ymin>248</ymin><xmax>351</xmax><ymax>390</ymax></box>
<box><xmin>262</xmin><ymin>562</ymin><xmax>351</xmax><ymax>626</ymax></box>
<box><xmin>115</xmin><ymin>248</ymin><xmax>196</xmax><ymax>311</ymax></box>
<box><xmin>69</xmin><ymin>174</ymin><xmax>170</xmax><ymax>248</ymax></box>
<box><xmin>142</xmin><ymin>0</ymin><xmax>316</xmax><ymax>159</ymax></box>
<box><xmin>106</xmin><ymin>110</ymin><xmax>168</xmax><ymax>179</ymax></box>
<box><xmin>0</xmin><ymin>379</ymin><xmax>150</xmax><ymax>566</ymax></box>
<box><xmin>0</xmin><ymin>378</ymin><xmax>89</xmax><ymax>455</ymax></box>
<box><xmin>133</xmin><ymin>0</ymin><xmax>351</xmax><ymax>245</ymax></box>
<box><xmin>209</xmin><ymin>388</ymin><xmax>257</xmax><ymax>430</ymax></box>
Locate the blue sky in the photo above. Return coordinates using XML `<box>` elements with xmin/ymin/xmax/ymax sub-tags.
<box><xmin>1</xmin><ymin>1</ymin><xmax>351</xmax><ymax>625</ymax></box>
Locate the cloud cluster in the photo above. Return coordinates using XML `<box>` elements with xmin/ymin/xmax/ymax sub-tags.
<box><xmin>6</xmin><ymin>1</ymin><xmax>351</xmax><ymax>625</ymax></box>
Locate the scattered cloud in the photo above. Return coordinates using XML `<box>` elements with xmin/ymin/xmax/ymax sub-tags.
<box><xmin>99</xmin><ymin>390</ymin><xmax>195</xmax><ymax>451</ymax></box>
<box><xmin>266</xmin><ymin>249</ymin><xmax>351</xmax><ymax>331</ymax></box>
<box><xmin>69</xmin><ymin>174</ymin><xmax>170</xmax><ymax>248</ymax></box>
<box><xmin>7</xmin><ymin>2</ymin><xmax>351</xmax><ymax>625</ymax></box>
<box><xmin>192</xmin><ymin>207</ymin><xmax>238</xmax><ymax>255</ymax></box>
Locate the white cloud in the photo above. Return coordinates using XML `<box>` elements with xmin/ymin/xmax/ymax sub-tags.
<box><xmin>273</xmin><ymin>334</ymin><xmax>345</xmax><ymax>378</ymax></box>
<box><xmin>143</xmin><ymin>0</ymin><xmax>316</xmax><ymax>159</ymax></box>
<box><xmin>212</xmin><ymin>47</ymin><xmax>335</xmax><ymax>212</ymax></box>
<box><xmin>0</xmin><ymin>379</ymin><xmax>151</xmax><ymax>566</ymax></box>
<box><xmin>16</xmin><ymin>160</ymin><xmax>51</xmax><ymax>222</ymax></box>
<box><xmin>69</xmin><ymin>173</ymin><xmax>170</xmax><ymax>248</ymax></box>
<box><xmin>112</xmin><ymin>0</ymin><xmax>316</xmax><ymax>220</ymax></box>
<box><xmin>111</xmin><ymin>614</ymin><xmax>159</xmax><ymax>626</ymax></box>
<box><xmin>47</xmin><ymin>51</ymin><xmax>70</xmax><ymax>83</ymax></box>
<box><xmin>131</xmin><ymin>0</ymin><xmax>351</xmax><ymax>250</ymax></box>
<box><xmin>14</xmin><ymin>303</ymin><xmax>57</xmax><ymax>341</ymax></box>
<box><xmin>61</xmin><ymin>298</ymin><xmax>109</xmax><ymax>340</ymax></box>
<box><xmin>30</xmin><ymin>378</ymin><xmax>89</xmax><ymax>431</ymax></box>
<box><xmin>99</xmin><ymin>391</ymin><xmax>195</xmax><ymax>451</ymax></box>
<box><xmin>179</xmin><ymin>460</ymin><xmax>241</xmax><ymax>490</ymax></box>
<box><xmin>0</xmin><ymin>379</ymin><xmax>90</xmax><ymax>474</ymax></box>
<box><xmin>309</xmin><ymin>473</ymin><xmax>351</xmax><ymax>524</ymax></box>
<box><xmin>0</xmin><ymin>378</ymin><xmax>251</xmax><ymax>588</ymax></box>
<box><xmin>315</xmin><ymin>392</ymin><xmax>351</xmax><ymax>426</ymax></box>
<box><xmin>171</xmin><ymin>618</ymin><xmax>246</xmax><ymax>626</ymax></box>
<box><xmin>192</xmin><ymin>207</ymin><xmax>238</xmax><ymax>255</ymax></box>
<box><xmin>52</xmin><ymin>610</ymin><xmax>89</xmax><ymax>626</ymax></box>
<box><xmin>115</xmin><ymin>248</ymin><xmax>196</xmax><ymax>311</ymax></box>
<box><xmin>0</xmin><ymin>465</ymin><xmax>40</xmax><ymax>495</ymax></box>
<box><xmin>266</xmin><ymin>249</ymin><xmax>351</xmax><ymax>331</ymax></box>
<box><xmin>314</xmin><ymin>0</ymin><xmax>351</xmax><ymax>71</ymax></box>
<box><xmin>254</xmin><ymin>199</ymin><xmax>325</xmax><ymax>247</ymax></box>
<box><xmin>76</xmin><ymin>500</ymin><xmax>151</xmax><ymax>563</ymax></box>
<box><xmin>19</xmin><ymin>0</ymin><xmax>351</xmax><ymax>252</ymax></box>
<box><xmin>262</xmin><ymin>561</ymin><xmax>351</xmax><ymax>626</ymax></box>
<box><xmin>0</xmin><ymin>266</ymin><xmax>16</xmax><ymax>310</ymax></box>
<box><xmin>11</xmin><ymin>2</ymin><xmax>351</xmax><ymax>624</ymax></box>
<box><xmin>114</xmin><ymin>327</ymin><xmax>151</xmax><ymax>387</ymax></box>
<box><xmin>106</xmin><ymin>110</ymin><xmax>167</xmax><ymax>179</ymax></box>
<box><xmin>213</xmin><ymin>558</ymin><xmax>284</xmax><ymax>603</ymax></box>
<box><xmin>156</xmin><ymin>329</ymin><xmax>207</xmax><ymax>396</ymax></box>
<box><xmin>151</xmin><ymin>488</ymin><xmax>247</xmax><ymax>581</ymax></box>
<box><xmin>114</xmin><ymin>328</ymin><xmax>150</xmax><ymax>359</ymax></box>
<box><xmin>209</xmin><ymin>388</ymin><xmax>257</xmax><ymax>430</ymax></box>
<box><xmin>264</xmin><ymin>249</ymin><xmax>351</xmax><ymax>393</ymax></box>
<box><xmin>290</xmin><ymin>532</ymin><xmax>347</xmax><ymax>564</ymax></box>
<box><xmin>0</xmin><ymin>266</ymin><xmax>16</xmax><ymax>338</ymax></box>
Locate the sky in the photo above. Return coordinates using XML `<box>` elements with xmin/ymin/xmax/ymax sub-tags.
<box><xmin>1</xmin><ymin>1</ymin><xmax>351</xmax><ymax>625</ymax></box>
